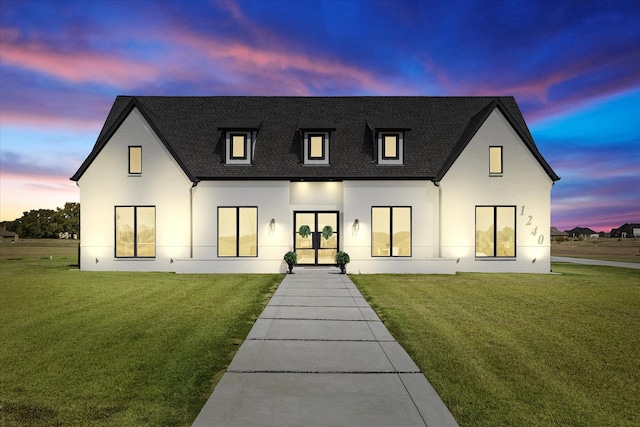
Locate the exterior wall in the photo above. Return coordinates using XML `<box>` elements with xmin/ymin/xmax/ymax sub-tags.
<box><xmin>342</xmin><ymin>181</ymin><xmax>455</xmax><ymax>274</ymax></box>
<box><xmin>439</xmin><ymin>108</ymin><xmax>554</xmax><ymax>273</ymax></box>
<box><xmin>78</xmin><ymin>108</ymin><xmax>192</xmax><ymax>271</ymax></box>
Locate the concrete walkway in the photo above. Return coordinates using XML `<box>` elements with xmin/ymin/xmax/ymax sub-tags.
<box><xmin>551</xmin><ymin>256</ymin><xmax>640</xmax><ymax>269</ymax></box>
<box><xmin>192</xmin><ymin>268</ymin><xmax>459</xmax><ymax>427</ymax></box>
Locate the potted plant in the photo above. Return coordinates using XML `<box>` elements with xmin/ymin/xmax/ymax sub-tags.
<box><xmin>298</xmin><ymin>225</ymin><xmax>311</xmax><ymax>239</ymax></box>
<box><xmin>335</xmin><ymin>251</ymin><xmax>350</xmax><ymax>274</ymax></box>
<box><xmin>284</xmin><ymin>251</ymin><xmax>297</xmax><ymax>274</ymax></box>
<box><xmin>322</xmin><ymin>225</ymin><xmax>333</xmax><ymax>240</ymax></box>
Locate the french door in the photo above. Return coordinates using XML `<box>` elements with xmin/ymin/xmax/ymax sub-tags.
<box><xmin>294</xmin><ymin>211</ymin><xmax>339</xmax><ymax>265</ymax></box>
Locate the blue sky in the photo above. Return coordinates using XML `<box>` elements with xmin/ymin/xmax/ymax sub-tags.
<box><xmin>1</xmin><ymin>0</ymin><xmax>638</xmax><ymax>231</ymax></box>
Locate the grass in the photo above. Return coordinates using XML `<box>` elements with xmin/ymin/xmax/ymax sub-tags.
<box><xmin>0</xmin><ymin>240</ymin><xmax>282</xmax><ymax>426</ymax></box>
<box><xmin>551</xmin><ymin>237</ymin><xmax>640</xmax><ymax>263</ymax></box>
<box><xmin>351</xmin><ymin>264</ymin><xmax>640</xmax><ymax>427</ymax></box>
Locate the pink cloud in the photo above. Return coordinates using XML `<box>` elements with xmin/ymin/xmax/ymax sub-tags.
<box><xmin>0</xmin><ymin>27</ymin><xmax>159</xmax><ymax>88</ymax></box>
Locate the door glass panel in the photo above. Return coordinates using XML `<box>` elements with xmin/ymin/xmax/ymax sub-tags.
<box><xmin>318</xmin><ymin>249</ymin><xmax>337</xmax><ymax>264</ymax></box>
<box><xmin>318</xmin><ymin>213</ymin><xmax>338</xmax><ymax>250</ymax></box>
<box><xmin>296</xmin><ymin>249</ymin><xmax>316</xmax><ymax>265</ymax></box>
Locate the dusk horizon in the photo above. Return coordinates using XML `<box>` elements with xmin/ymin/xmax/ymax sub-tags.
<box><xmin>1</xmin><ymin>0</ymin><xmax>638</xmax><ymax>233</ymax></box>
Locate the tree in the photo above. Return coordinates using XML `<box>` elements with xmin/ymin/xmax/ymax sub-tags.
<box><xmin>1</xmin><ymin>203</ymin><xmax>80</xmax><ymax>238</ymax></box>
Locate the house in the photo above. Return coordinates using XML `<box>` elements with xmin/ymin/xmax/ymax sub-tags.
<box><xmin>71</xmin><ymin>96</ymin><xmax>560</xmax><ymax>274</ymax></box>
<box><xmin>550</xmin><ymin>227</ymin><xmax>568</xmax><ymax>241</ymax></box>
<box><xmin>0</xmin><ymin>227</ymin><xmax>19</xmax><ymax>242</ymax></box>
<box><xmin>565</xmin><ymin>227</ymin><xmax>597</xmax><ymax>239</ymax></box>
<box><xmin>611</xmin><ymin>223</ymin><xmax>640</xmax><ymax>238</ymax></box>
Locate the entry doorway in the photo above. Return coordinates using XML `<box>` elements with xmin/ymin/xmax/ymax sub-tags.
<box><xmin>294</xmin><ymin>211</ymin><xmax>339</xmax><ymax>265</ymax></box>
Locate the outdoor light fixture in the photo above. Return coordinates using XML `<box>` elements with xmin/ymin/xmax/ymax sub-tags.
<box><xmin>170</xmin><ymin>258</ymin><xmax>174</xmax><ymax>264</ymax></box>
<box><xmin>95</xmin><ymin>258</ymin><xmax>99</xmax><ymax>264</ymax></box>
<box><xmin>353</xmin><ymin>219</ymin><xmax>359</xmax><ymax>232</ymax></box>
<box><xmin>532</xmin><ymin>258</ymin><xmax>536</xmax><ymax>263</ymax></box>
<box><xmin>269</xmin><ymin>218</ymin><xmax>276</xmax><ymax>232</ymax></box>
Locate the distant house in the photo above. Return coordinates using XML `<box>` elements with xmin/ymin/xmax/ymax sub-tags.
<box><xmin>610</xmin><ymin>223</ymin><xmax>640</xmax><ymax>238</ymax></box>
<box><xmin>550</xmin><ymin>227</ymin><xmax>568</xmax><ymax>240</ymax></box>
<box><xmin>0</xmin><ymin>227</ymin><xmax>19</xmax><ymax>242</ymax></box>
<box><xmin>565</xmin><ymin>227</ymin><xmax>597</xmax><ymax>239</ymax></box>
<box><xmin>71</xmin><ymin>96</ymin><xmax>560</xmax><ymax>274</ymax></box>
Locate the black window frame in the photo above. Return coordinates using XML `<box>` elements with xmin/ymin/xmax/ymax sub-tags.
<box><xmin>229</xmin><ymin>133</ymin><xmax>248</xmax><ymax>160</ymax></box>
<box><xmin>128</xmin><ymin>146</ymin><xmax>142</xmax><ymax>175</ymax></box>
<box><xmin>382</xmin><ymin>133</ymin><xmax>400</xmax><ymax>160</ymax></box>
<box><xmin>475</xmin><ymin>205</ymin><xmax>516</xmax><ymax>258</ymax></box>
<box><xmin>217</xmin><ymin>206</ymin><xmax>259</xmax><ymax>258</ymax></box>
<box><xmin>371</xmin><ymin>206</ymin><xmax>412</xmax><ymax>257</ymax></box>
<box><xmin>307</xmin><ymin>133</ymin><xmax>326</xmax><ymax>160</ymax></box>
<box><xmin>114</xmin><ymin>205</ymin><xmax>156</xmax><ymax>258</ymax></box>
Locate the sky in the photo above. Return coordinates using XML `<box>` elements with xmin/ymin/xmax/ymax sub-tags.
<box><xmin>0</xmin><ymin>0</ymin><xmax>638</xmax><ymax>232</ymax></box>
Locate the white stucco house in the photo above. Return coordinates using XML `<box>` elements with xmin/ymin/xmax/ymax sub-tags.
<box><xmin>71</xmin><ymin>96</ymin><xmax>559</xmax><ymax>274</ymax></box>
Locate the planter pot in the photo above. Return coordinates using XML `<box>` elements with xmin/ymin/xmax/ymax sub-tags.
<box><xmin>338</xmin><ymin>264</ymin><xmax>346</xmax><ymax>274</ymax></box>
<box><xmin>287</xmin><ymin>264</ymin><xmax>295</xmax><ymax>274</ymax></box>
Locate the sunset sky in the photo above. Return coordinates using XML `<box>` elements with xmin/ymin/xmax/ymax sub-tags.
<box><xmin>1</xmin><ymin>0</ymin><xmax>638</xmax><ymax>232</ymax></box>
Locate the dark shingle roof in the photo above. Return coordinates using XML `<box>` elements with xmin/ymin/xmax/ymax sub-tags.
<box><xmin>71</xmin><ymin>96</ymin><xmax>560</xmax><ymax>182</ymax></box>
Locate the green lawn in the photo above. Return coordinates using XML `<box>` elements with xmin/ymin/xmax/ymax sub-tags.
<box><xmin>0</xmin><ymin>241</ymin><xmax>282</xmax><ymax>426</ymax></box>
<box><xmin>351</xmin><ymin>264</ymin><xmax>640</xmax><ymax>427</ymax></box>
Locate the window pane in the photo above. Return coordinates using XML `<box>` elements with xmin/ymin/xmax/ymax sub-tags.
<box><xmin>476</xmin><ymin>207</ymin><xmax>494</xmax><ymax>257</ymax></box>
<box><xmin>238</xmin><ymin>207</ymin><xmax>257</xmax><ymax>256</ymax></box>
<box><xmin>384</xmin><ymin>135</ymin><xmax>397</xmax><ymax>158</ymax></box>
<box><xmin>496</xmin><ymin>207</ymin><xmax>515</xmax><ymax>257</ymax></box>
<box><xmin>310</xmin><ymin>135</ymin><xmax>324</xmax><ymax>159</ymax></box>
<box><xmin>218</xmin><ymin>208</ymin><xmax>237</xmax><ymax>256</ymax></box>
<box><xmin>129</xmin><ymin>147</ymin><xmax>142</xmax><ymax>174</ymax></box>
<box><xmin>115</xmin><ymin>207</ymin><xmax>135</xmax><ymax>257</ymax></box>
<box><xmin>489</xmin><ymin>146</ymin><xmax>502</xmax><ymax>174</ymax></box>
<box><xmin>372</xmin><ymin>207</ymin><xmax>391</xmax><ymax>256</ymax></box>
<box><xmin>392</xmin><ymin>207</ymin><xmax>411</xmax><ymax>256</ymax></box>
<box><xmin>136</xmin><ymin>207</ymin><xmax>156</xmax><ymax>257</ymax></box>
<box><xmin>232</xmin><ymin>135</ymin><xmax>246</xmax><ymax>159</ymax></box>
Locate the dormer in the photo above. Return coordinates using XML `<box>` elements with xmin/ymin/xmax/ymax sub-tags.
<box><xmin>368</xmin><ymin>121</ymin><xmax>409</xmax><ymax>165</ymax></box>
<box><xmin>219</xmin><ymin>123</ymin><xmax>259</xmax><ymax>165</ymax></box>
<box><xmin>298</xmin><ymin>120</ymin><xmax>335</xmax><ymax>166</ymax></box>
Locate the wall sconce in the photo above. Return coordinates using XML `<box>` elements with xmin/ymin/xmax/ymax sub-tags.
<box><xmin>269</xmin><ymin>218</ymin><xmax>276</xmax><ymax>232</ymax></box>
<box><xmin>170</xmin><ymin>258</ymin><xmax>174</xmax><ymax>264</ymax></box>
<box><xmin>532</xmin><ymin>258</ymin><xmax>536</xmax><ymax>264</ymax></box>
<box><xmin>352</xmin><ymin>219</ymin><xmax>359</xmax><ymax>232</ymax></box>
<box><xmin>95</xmin><ymin>258</ymin><xmax>99</xmax><ymax>264</ymax></box>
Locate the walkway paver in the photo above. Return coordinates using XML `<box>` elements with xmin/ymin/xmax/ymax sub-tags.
<box><xmin>192</xmin><ymin>269</ymin><xmax>459</xmax><ymax>427</ymax></box>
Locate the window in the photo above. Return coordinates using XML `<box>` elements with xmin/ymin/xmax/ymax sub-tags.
<box><xmin>489</xmin><ymin>146</ymin><xmax>503</xmax><ymax>175</ymax></box>
<box><xmin>218</xmin><ymin>207</ymin><xmax>258</xmax><ymax>257</ymax></box>
<box><xmin>303</xmin><ymin>131</ymin><xmax>330</xmax><ymax>165</ymax></box>
<box><xmin>371</xmin><ymin>207</ymin><xmax>411</xmax><ymax>257</ymax></box>
<box><xmin>129</xmin><ymin>146</ymin><xmax>142</xmax><ymax>174</ymax></box>
<box><xmin>377</xmin><ymin>132</ymin><xmax>403</xmax><ymax>165</ymax></box>
<box><xmin>475</xmin><ymin>206</ymin><xmax>515</xmax><ymax>257</ymax></box>
<box><xmin>225</xmin><ymin>131</ymin><xmax>254</xmax><ymax>165</ymax></box>
<box><xmin>230</xmin><ymin>134</ymin><xmax>247</xmax><ymax>159</ymax></box>
<box><xmin>115</xmin><ymin>206</ymin><xmax>155</xmax><ymax>257</ymax></box>
<box><xmin>309</xmin><ymin>134</ymin><xmax>325</xmax><ymax>159</ymax></box>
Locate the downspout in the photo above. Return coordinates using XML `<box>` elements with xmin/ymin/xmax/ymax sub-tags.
<box><xmin>432</xmin><ymin>179</ymin><xmax>442</xmax><ymax>258</ymax></box>
<box><xmin>190</xmin><ymin>180</ymin><xmax>199</xmax><ymax>259</ymax></box>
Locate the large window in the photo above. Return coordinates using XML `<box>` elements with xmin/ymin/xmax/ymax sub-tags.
<box><xmin>115</xmin><ymin>206</ymin><xmax>155</xmax><ymax>257</ymax></box>
<box><xmin>489</xmin><ymin>146</ymin><xmax>503</xmax><ymax>175</ymax></box>
<box><xmin>371</xmin><ymin>207</ymin><xmax>411</xmax><ymax>257</ymax></box>
<box><xmin>476</xmin><ymin>206</ymin><xmax>515</xmax><ymax>257</ymax></box>
<box><xmin>218</xmin><ymin>207</ymin><xmax>258</xmax><ymax>257</ymax></box>
<box><xmin>129</xmin><ymin>146</ymin><xmax>142</xmax><ymax>174</ymax></box>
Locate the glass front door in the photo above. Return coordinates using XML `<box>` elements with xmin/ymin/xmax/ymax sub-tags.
<box><xmin>294</xmin><ymin>211</ymin><xmax>339</xmax><ymax>265</ymax></box>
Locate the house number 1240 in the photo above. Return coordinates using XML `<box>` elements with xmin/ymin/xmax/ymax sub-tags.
<box><xmin>520</xmin><ymin>206</ymin><xmax>544</xmax><ymax>245</ymax></box>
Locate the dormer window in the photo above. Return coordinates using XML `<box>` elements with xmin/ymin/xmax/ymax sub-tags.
<box><xmin>230</xmin><ymin>134</ymin><xmax>247</xmax><ymax>159</ymax></box>
<box><xmin>377</xmin><ymin>131</ymin><xmax>403</xmax><ymax>165</ymax></box>
<box><xmin>224</xmin><ymin>130</ymin><xmax>255</xmax><ymax>165</ymax></box>
<box><xmin>303</xmin><ymin>131</ymin><xmax>330</xmax><ymax>165</ymax></box>
<box><xmin>129</xmin><ymin>146</ymin><xmax>142</xmax><ymax>174</ymax></box>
